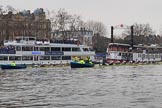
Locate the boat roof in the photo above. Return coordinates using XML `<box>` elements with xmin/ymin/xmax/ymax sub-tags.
<box><xmin>4</xmin><ymin>37</ymin><xmax>91</xmax><ymax>48</ymax></box>
<box><xmin>109</xmin><ymin>43</ymin><xmax>131</xmax><ymax>47</ymax></box>
<box><xmin>109</xmin><ymin>43</ymin><xmax>162</xmax><ymax>49</ymax></box>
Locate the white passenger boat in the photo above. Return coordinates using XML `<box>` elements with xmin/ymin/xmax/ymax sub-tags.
<box><xmin>106</xmin><ymin>43</ymin><xmax>162</xmax><ymax>64</ymax></box>
<box><xmin>0</xmin><ymin>36</ymin><xmax>95</xmax><ymax>65</ymax></box>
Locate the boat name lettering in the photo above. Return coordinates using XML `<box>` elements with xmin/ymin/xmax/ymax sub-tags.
<box><xmin>45</xmin><ymin>51</ymin><xmax>64</xmax><ymax>55</ymax></box>
<box><xmin>32</xmin><ymin>51</ymin><xmax>41</xmax><ymax>55</ymax></box>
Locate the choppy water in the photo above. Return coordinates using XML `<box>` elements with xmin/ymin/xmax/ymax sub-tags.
<box><xmin>0</xmin><ymin>65</ymin><xmax>162</xmax><ymax>108</ymax></box>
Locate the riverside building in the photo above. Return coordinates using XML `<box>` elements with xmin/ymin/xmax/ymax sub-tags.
<box><xmin>0</xmin><ymin>8</ymin><xmax>51</xmax><ymax>43</ymax></box>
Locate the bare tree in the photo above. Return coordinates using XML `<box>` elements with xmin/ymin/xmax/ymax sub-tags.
<box><xmin>48</xmin><ymin>8</ymin><xmax>85</xmax><ymax>31</ymax></box>
<box><xmin>68</xmin><ymin>14</ymin><xmax>85</xmax><ymax>30</ymax></box>
<box><xmin>0</xmin><ymin>5</ymin><xmax>2</xmax><ymax>13</ymax></box>
<box><xmin>0</xmin><ymin>5</ymin><xmax>5</xmax><ymax>14</ymax></box>
<box><xmin>44</xmin><ymin>9</ymin><xmax>50</xmax><ymax>19</ymax></box>
<box><xmin>55</xmin><ymin>8</ymin><xmax>71</xmax><ymax>31</ymax></box>
<box><xmin>85</xmin><ymin>20</ymin><xmax>107</xmax><ymax>36</ymax></box>
<box><xmin>120</xmin><ymin>23</ymin><xmax>156</xmax><ymax>45</ymax></box>
<box><xmin>78</xmin><ymin>20</ymin><xmax>86</xmax><ymax>29</ymax></box>
<box><xmin>123</xmin><ymin>23</ymin><xmax>155</xmax><ymax>37</ymax></box>
<box><xmin>5</xmin><ymin>5</ymin><xmax>17</xmax><ymax>13</ymax></box>
<box><xmin>46</xmin><ymin>9</ymin><xmax>59</xmax><ymax>31</ymax></box>
<box><xmin>46</xmin><ymin>10</ymin><xmax>59</xmax><ymax>30</ymax></box>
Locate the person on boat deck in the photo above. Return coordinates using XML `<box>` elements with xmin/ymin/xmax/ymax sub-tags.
<box><xmin>89</xmin><ymin>60</ymin><xmax>93</xmax><ymax>64</ymax></box>
<box><xmin>85</xmin><ymin>57</ymin><xmax>93</xmax><ymax>64</ymax></box>
<box><xmin>73</xmin><ymin>57</ymin><xmax>79</xmax><ymax>62</ymax></box>
<box><xmin>79</xmin><ymin>59</ymin><xmax>85</xmax><ymax>64</ymax></box>
<box><xmin>11</xmin><ymin>61</ymin><xmax>16</xmax><ymax>66</ymax></box>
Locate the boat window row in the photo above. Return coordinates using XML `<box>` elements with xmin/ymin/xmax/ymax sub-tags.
<box><xmin>108</xmin><ymin>45</ymin><xmax>130</xmax><ymax>52</ymax></box>
<box><xmin>108</xmin><ymin>44</ymin><xmax>162</xmax><ymax>53</ymax></box>
<box><xmin>133</xmin><ymin>48</ymin><xmax>162</xmax><ymax>53</ymax></box>
<box><xmin>138</xmin><ymin>54</ymin><xmax>161</xmax><ymax>59</ymax></box>
<box><xmin>15</xmin><ymin>46</ymin><xmax>82</xmax><ymax>52</ymax></box>
<box><xmin>117</xmin><ymin>52</ymin><xmax>161</xmax><ymax>60</ymax></box>
<box><xmin>0</xmin><ymin>56</ymin><xmax>72</xmax><ymax>61</ymax></box>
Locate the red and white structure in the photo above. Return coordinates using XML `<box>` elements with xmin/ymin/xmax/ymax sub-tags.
<box><xmin>107</xmin><ymin>43</ymin><xmax>162</xmax><ymax>63</ymax></box>
<box><xmin>107</xmin><ymin>25</ymin><xmax>162</xmax><ymax>63</ymax></box>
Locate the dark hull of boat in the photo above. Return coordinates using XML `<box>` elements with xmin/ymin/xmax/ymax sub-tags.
<box><xmin>70</xmin><ymin>62</ymin><xmax>94</xmax><ymax>68</ymax></box>
<box><xmin>1</xmin><ymin>64</ymin><xmax>27</xmax><ymax>70</ymax></box>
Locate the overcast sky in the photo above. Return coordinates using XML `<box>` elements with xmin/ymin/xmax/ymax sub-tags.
<box><xmin>1</xmin><ymin>0</ymin><xmax>162</xmax><ymax>36</ymax></box>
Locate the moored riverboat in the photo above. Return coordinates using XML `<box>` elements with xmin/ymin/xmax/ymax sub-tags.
<box><xmin>0</xmin><ymin>36</ymin><xmax>96</xmax><ymax>66</ymax></box>
<box><xmin>106</xmin><ymin>43</ymin><xmax>162</xmax><ymax>64</ymax></box>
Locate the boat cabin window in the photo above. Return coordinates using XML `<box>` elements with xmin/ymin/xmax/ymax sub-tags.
<box><xmin>142</xmin><ymin>54</ymin><xmax>145</xmax><ymax>58</ymax></box>
<box><xmin>72</xmin><ymin>47</ymin><xmax>80</xmax><ymax>51</ymax></box>
<box><xmin>158</xmin><ymin>54</ymin><xmax>161</xmax><ymax>58</ymax></box>
<box><xmin>62</xmin><ymin>56</ymin><xmax>71</xmax><ymax>60</ymax></box>
<box><xmin>34</xmin><ymin>47</ymin><xmax>39</xmax><ymax>51</ymax></box>
<box><xmin>62</xmin><ymin>47</ymin><xmax>71</xmax><ymax>51</ymax></box>
<box><xmin>0</xmin><ymin>56</ymin><xmax>8</xmax><ymax>60</ymax></box>
<box><xmin>145</xmin><ymin>54</ymin><xmax>149</xmax><ymax>59</ymax></box>
<box><xmin>23</xmin><ymin>37</ymin><xmax>28</xmax><ymax>41</ymax></box>
<box><xmin>40</xmin><ymin>47</ymin><xmax>50</xmax><ymax>51</ymax></box>
<box><xmin>83</xmin><ymin>48</ymin><xmax>89</xmax><ymax>51</ymax></box>
<box><xmin>40</xmin><ymin>47</ymin><xmax>45</xmax><ymax>51</ymax></box>
<box><xmin>151</xmin><ymin>54</ymin><xmax>154</xmax><ymax>58</ymax></box>
<box><xmin>22</xmin><ymin>56</ymin><xmax>33</xmax><ymax>60</ymax></box>
<box><xmin>135</xmin><ymin>48</ymin><xmax>143</xmax><ymax>53</ymax></box>
<box><xmin>16</xmin><ymin>38</ymin><xmax>21</xmax><ymax>43</ymax></box>
<box><xmin>22</xmin><ymin>46</ymin><xmax>33</xmax><ymax>51</ymax></box>
<box><xmin>108</xmin><ymin>44</ymin><xmax>130</xmax><ymax>52</ymax></box>
<box><xmin>89</xmin><ymin>47</ymin><xmax>94</xmax><ymax>51</ymax></box>
<box><xmin>40</xmin><ymin>56</ymin><xmax>50</xmax><ymax>60</ymax></box>
<box><xmin>29</xmin><ymin>37</ymin><xmax>36</xmax><ymax>41</ymax></box>
<box><xmin>16</xmin><ymin>46</ymin><xmax>21</xmax><ymax>51</ymax></box>
<box><xmin>34</xmin><ymin>56</ymin><xmax>38</xmax><ymax>61</ymax></box>
<box><xmin>158</xmin><ymin>48</ymin><xmax>162</xmax><ymax>53</ymax></box>
<box><xmin>51</xmin><ymin>47</ymin><xmax>61</xmax><ymax>51</ymax></box>
<box><xmin>51</xmin><ymin>56</ymin><xmax>61</xmax><ymax>60</ymax></box>
<box><xmin>9</xmin><ymin>56</ymin><xmax>21</xmax><ymax>61</ymax></box>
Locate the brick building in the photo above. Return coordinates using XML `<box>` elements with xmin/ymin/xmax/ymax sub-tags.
<box><xmin>51</xmin><ymin>28</ymin><xmax>93</xmax><ymax>46</ymax></box>
<box><xmin>0</xmin><ymin>8</ymin><xmax>51</xmax><ymax>42</ymax></box>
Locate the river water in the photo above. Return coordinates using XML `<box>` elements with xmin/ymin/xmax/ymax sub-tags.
<box><xmin>0</xmin><ymin>65</ymin><xmax>162</xmax><ymax>108</ymax></box>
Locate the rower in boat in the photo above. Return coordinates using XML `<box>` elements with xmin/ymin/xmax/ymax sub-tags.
<box><xmin>73</xmin><ymin>56</ymin><xmax>79</xmax><ymax>62</ymax></box>
<box><xmin>11</xmin><ymin>61</ymin><xmax>16</xmax><ymax>66</ymax></box>
<box><xmin>79</xmin><ymin>59</ymin><xmax>85</xmax><ymax>64</ymax></box>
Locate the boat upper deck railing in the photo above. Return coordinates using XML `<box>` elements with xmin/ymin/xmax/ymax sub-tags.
<box><xmin>4</xmin><ymin>36</ymin><xmax>81</xmax><ymax>45</ymax></box>
<box><xmin>50</xmin><ymin>39</ymin><xmax>80</xmax><ymax>45</ymax></box>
